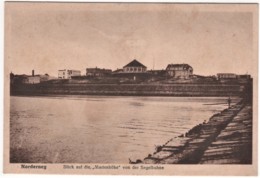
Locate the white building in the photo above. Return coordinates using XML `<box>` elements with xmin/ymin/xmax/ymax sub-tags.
<box><xmin>58</xmin><ymin>69</ymin><xmax>81</xmax><ymax>79</ymax></box>
<box><xmin>166</xmin><ymin>64</ymin><xmax>193</xmax><ymax>79</ymax></box>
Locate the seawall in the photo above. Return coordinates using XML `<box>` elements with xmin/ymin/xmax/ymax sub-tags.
<box><xmin>136</xmin><ymin>100</ymin><xmax>252</xmax><ymax>164</ymax></box>
<box><xmin>10</xmin><ymin>83</ymin><xmax>251</xmax><ymax>97</ymax></box>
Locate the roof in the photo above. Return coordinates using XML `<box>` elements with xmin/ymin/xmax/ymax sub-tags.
<box><xmin>166</xmin><ymin>64</ymin><xmax>192</xmax><ymax>69</ymax></box>
<box><xmin>123</xmin><ymin>59</ymin><xmax>146</xmax><ymax>68</ymax></box>
<box><xmin>217</xmin><ymin>73</ymin><xmax>236</xmax><ymax>75</ymax></box>
<box><xmin>27</xmin><ymin>75</ymin><xmax>40</xmax><ymax>78</ymax></box>
<box><xmin>86</xmin><ymin>68</ymin><xmax>112</xmax><ymax>72</ymax></box>
<box><xmin>15</xmin><ymin>74</ymin><xmax>28</xmax><ymax>77</ymax></box>
<box><xmin>58</xmin><ymin>69</ymin><xmax>80</xmax><ymax>72</ymax></box>
<box><xmin>113</xmin><ymin>68</ymin><xmax>123</xmax><ymax>73</ymax></box>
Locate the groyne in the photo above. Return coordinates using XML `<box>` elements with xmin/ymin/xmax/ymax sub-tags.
<box><xmin>135</xmin><ymin>100</ymin><xmax>252</xmax><ymax>164</ymax></box>
<box><xmin>10</xmin><ymin>83</ymin><xmax>250</xmax><ymax>97</ymax></box>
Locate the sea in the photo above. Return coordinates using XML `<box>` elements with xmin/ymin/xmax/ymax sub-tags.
<box><xmin>10</xmin><ymin>95</ymin><xmax>240</xmax><ymax>163</ymax></box>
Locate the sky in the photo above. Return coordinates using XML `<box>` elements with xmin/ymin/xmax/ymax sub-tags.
<box><xmin>5</xmin><ymin>3</ymin><xmax>257</xmax><ymax>77</ymax></box>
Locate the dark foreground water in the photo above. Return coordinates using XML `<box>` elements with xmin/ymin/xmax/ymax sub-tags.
<box><xmin>10</xmin><ymin>96</ymin><xmax>240</xmax><ymax>163</ymax></box>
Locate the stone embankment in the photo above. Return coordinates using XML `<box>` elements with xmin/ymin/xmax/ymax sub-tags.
<box><xmin>11</xmin><ymin>83</ymin><xmax>246</xmax><ymax>97</ymax></box>
<box><xmin>137</xmin><ymin>100</ymin><xmax>252</xmax><ymax>164</ymax></box>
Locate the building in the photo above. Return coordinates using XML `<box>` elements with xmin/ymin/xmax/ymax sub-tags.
<box><xmin>24</xmin><ymin>76</ymin><xmax>41</xmax><ymax>84</ymax></box>
<box><xmin>217</xmin><ymin>73</ymin><xmax>237</xmax><ymax>80</ymax></box>
<box><xmin>148</xmin><ymin>69</ymin><xmax>167</xmax><ymax>76</ymax></box>
<box><xmin>12</xmin><ymin>70</ymin><xmax>41</xmax><ymax>84</ymax></box>
<box><xmin>39</xmin><ymin>74</ymin><xmax>50</xmax><ymax>82</ymax></box>
<box><xmin>166</xmin><ymin>64</ymin><xmax>193</xmax><ymax>79</ymax></box>
<box><xmin>58</xmin><ymin>69</ymin><xmax>81</xmax><ymax>79</ymax></box>
<box><xmin>113</xmin><ymin>68</ymin><xmax>123</xmax><ymax>74</ymax></box>
<box><xmin>123</xmin><ymin>59</ymin><xmax>147</xmax><ymax>73</ymax></box>
<box><xmin>11</xmin><ymin>70</ymin><xmax>55</xmax><ymax>84</ymax></box>
<box><xmin>86</xmin><ymin>67</ymin><xmax>112</xmax><ymax>77</ymax></box>
<box><xmin>236</xmin><ymin>74</ymin><xmax>251</xmax><ymax>79</ymax></box>
<box><xmin>23</xmin><ymin>70</ymin><xmax>40</xmax><ymax>84</ymax></box>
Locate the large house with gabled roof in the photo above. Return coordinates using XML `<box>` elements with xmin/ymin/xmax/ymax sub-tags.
<box><xmin>123</xmin><ymin>59</ymin><xmax>147</xmax><ymax>73</ymax></box>
<box><xmin>166</xmin><ymin>63</ymin><xmax>193</xmax><ymax>79</ymax></box>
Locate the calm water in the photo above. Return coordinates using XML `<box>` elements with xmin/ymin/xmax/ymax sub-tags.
<box><xmin>10</xmin><ymin>96</ymin><xmax>239</xmax><ymax>163</ymax></box>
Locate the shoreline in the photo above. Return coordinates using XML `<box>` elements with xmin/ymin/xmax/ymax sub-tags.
<box><xmin>10</xmin><ymin>94</ymin><xmax>241</xmax><ymax>98</ymax></box>
<box><xmin>133</xmin><ymin>99</ymin><xmax>252</xmax><ymax>164</ymax></box>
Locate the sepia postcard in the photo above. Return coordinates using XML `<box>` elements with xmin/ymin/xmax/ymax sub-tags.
<box><xmin>3</xmin><ymin>2</ymin><xmax>258</xmax><ymax>175</ymax></box>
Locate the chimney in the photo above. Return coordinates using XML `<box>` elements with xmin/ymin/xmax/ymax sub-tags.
<box><xmin>32</xmin><ymin>70</ymin><xmax>34</xmax><ymax>76</ymax></box>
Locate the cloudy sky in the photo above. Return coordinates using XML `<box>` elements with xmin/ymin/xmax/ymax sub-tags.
<box><xmin>5</xmin><ymin>3</ymin><xmax>257</xmax><ymax>77</ymax></box>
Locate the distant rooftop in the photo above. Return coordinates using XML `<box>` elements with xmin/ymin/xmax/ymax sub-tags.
<box><xmin>58</xmin><ymin>69</ymin><xmax>81</xmax><ymax>71</ymax></box>
<box><xmin>167</xmin><ymin>64</ymin><xmax>192</xmax><ymax>69</ymax></box>
<box><xmin>217</xmin><ymin>73</ymin><xmax>236</xmax><ymax>75</ymax></box>
<box><xmin>123</xmin><ymin>59</ymin><xmax>146</xmax><ymax>68</ymax></box>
